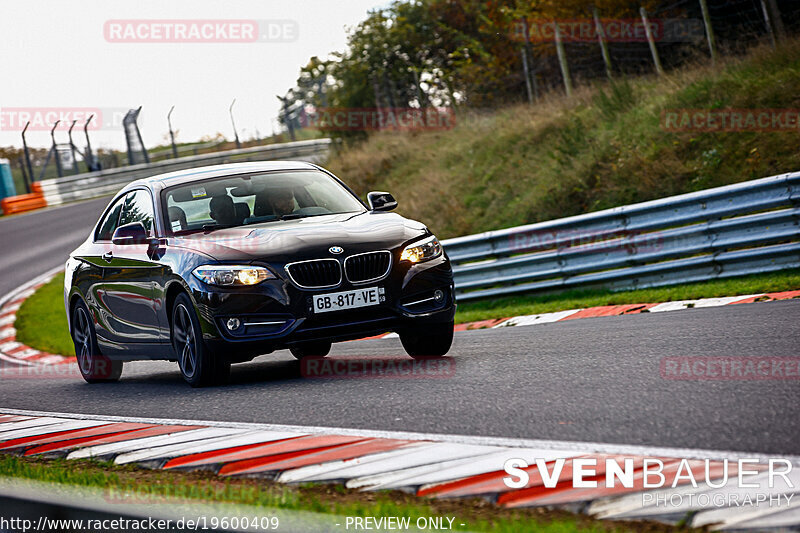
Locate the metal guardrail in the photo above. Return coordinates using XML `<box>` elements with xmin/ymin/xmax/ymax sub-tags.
<box><xmin>36</xmin><ymin>138</ymin><xmax>332</xmax><ymax>207</ymax></box>
<box><xmin>443</xmin><ymin>171</ymin><xmax>800</xmax><ymax>301</ymax></box>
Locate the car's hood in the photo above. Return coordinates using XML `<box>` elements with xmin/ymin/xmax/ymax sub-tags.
<box><xmin>169</xmin><ymin>211</ymin><xmax>428</xmax><ymax>262</ymax></box>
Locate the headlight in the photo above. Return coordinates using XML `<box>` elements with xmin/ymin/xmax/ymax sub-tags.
<box><xmin>400</xmin><ymin>235</ymin><xmax>442</xmax><ymax>263</ymax></box>
<box><xmin>192</xmin><ymin>265</ymin><xmax>275</xmax><ymax>286</ymax></box>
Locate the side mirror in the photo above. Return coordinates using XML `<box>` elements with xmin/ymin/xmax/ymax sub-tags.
<box><xmin>112</xmin><ymin>222</ymin><xmax>150</xmax><ymax>245</ymax></box>
<box><xmin>367</xmin><ymin>191</ymin><xmax>398</xmax><ymax>212</ymax></box>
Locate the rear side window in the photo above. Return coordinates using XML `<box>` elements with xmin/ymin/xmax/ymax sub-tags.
<box><xmin>118</xmin><ymin>189</ymin><xmax>155</xmax><ymax>235</ymax></box>
<box><xmin>95</xmin><ymin>197</ymin><xmax>125</xmax><ymax>241</ymax></box>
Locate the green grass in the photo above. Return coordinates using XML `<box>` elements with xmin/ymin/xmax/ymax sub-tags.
<box><xmin>327</xmin><ymin>40</ymin><xmax>800</xmax><ymax>240</ymax></box>
<box><xmin>455</xmin><ymin>269</ymin><xmax>800</xmax><ymax>323</ymax></box>
<box><xmin>14</xmin><ymin>272</ymin><xmax>74</xmax><ymax>357</ymax></box>
<box><xmin>0</xmin><ymin>455</ymin><xmax>630</xmax><ymax>533</ymax></box>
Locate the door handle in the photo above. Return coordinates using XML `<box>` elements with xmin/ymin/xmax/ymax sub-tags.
<box><xmin>102</xmin><ymin>251</ymin><xmax>113</xmax><ymax>263</ymax></box>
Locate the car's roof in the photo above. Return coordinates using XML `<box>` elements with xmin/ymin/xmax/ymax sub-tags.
<box><xmin>126</xmin><ymin>161</ymin><xmax>320</xmax><ymax>191</ymax></box>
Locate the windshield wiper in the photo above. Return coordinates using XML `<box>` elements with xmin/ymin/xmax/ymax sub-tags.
<box><xmin>202</xmin><ymin>223</ymin><xmax>239</xmax><ymax>234</ymax></box>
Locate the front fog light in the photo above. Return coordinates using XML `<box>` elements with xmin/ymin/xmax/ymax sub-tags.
<box><xmin>226</xmin><ymin>318</ymin><xmax>242</xmax><ymax>331</ymax></box>
<box><xmin>433</xmin><ymin>289</ymin><xmax>444</xmax><ymax>302</ymax></box>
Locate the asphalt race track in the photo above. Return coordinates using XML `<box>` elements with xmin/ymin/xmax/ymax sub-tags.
<box><xmin>0</xmin><ymin>196</ymin><xmax>112</xmax><ymax>297</ymax></box>
<box><xmin>1</xmin><ymin>198</ymin><xmax>799</xmax><ymax>456</ymax></box>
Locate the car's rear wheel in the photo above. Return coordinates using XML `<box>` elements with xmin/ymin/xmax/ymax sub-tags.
<box><xmin>400</xmin><ymin>321</ymin><xmax>454</xmax><ymax>358</ymax></box>
<box><xmin>290</xmin><ymin>340</ymin><xmax>332</xmax><ymax>359</ymax></box>
<box><xmin>172</xmin><ymin>293</ymin><xmax>230</xmax><ymax>387</ymax></box>
<box><xmin>71</xmin><ymin>300</ymin><xmax>122</xmax><ymax>383</ymax></box>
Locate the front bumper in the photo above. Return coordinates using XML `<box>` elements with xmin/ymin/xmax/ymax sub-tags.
<box><xmin>188</xmin><ymin>256</ymin><xmax>455</xmax><ymax>361</ymax></box>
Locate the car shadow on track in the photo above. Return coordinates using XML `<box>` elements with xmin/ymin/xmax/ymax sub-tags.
<box><xmin>116</xmin><ymin>353</ymin><xmax>457</xmax><ymax>388</ymax></box>
<box><xmin>1</xmin><ymin>353</ymin><xmax>456</xmax><ymax>393</ymax></box>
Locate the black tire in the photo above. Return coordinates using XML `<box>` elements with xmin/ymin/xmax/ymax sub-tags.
<box><xmin>400</xmin><ymin>321</ymin><xmax>454</xmax><ymax>358</ymax></box>
<box><xmin>290</xmin><ymin>340</ymin><xmax>332</xmax><ymax>359</ymax></box>
<box><xmin>172</xmin><ymin>293</ymin><xmax>230</xmax><ymax>387</ymax></box>
<box><xmin>71</xmin><ymin>300</ymin><xmax>122</xmax><ymax>383</ymax></box>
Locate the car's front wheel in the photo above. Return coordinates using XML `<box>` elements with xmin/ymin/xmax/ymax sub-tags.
<box><xmin>400</xmin><ymin>321</ymin><xmax>454</xmax><ymax>358</ymax></box>
<box><xmin>71</xmin><ymin>300</ymin><xmax>122</xmax><ymax>383</ymax></box>
<box><xmin>172</xmin><ymin>293</ymin><xmax>230</xmax><ymax>387</ymax></box>
<box><xmin>290</xmin><ymin>340</ymin><xmax>332</xmax><ymax>359</ymax></box>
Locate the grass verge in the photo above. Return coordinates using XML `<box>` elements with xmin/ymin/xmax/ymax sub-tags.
<box><xmin>454</xmin><ymin>269</ymin><xmax>800</xmax><ymax>323</ymax></box>
<box><xmin>0</xmin><ymin>454</ymin><xmax>679</xmax><ymax>532</ymax></box>
<box><xmin>14</xmin><ymin>272</ymin><xmax>74</xmax><ymax>357</ymax></box>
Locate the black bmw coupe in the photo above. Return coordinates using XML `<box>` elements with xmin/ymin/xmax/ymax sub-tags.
<box><xmin>64</xmin><ymin>162</ymin><xmax>456</xmax><ymax>386</ymax></box>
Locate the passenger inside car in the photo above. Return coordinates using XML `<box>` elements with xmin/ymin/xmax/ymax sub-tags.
<box><xmin>209</xmin><ymin>195</ymin><xmax>239</xmax><ymax>226</ymax></box>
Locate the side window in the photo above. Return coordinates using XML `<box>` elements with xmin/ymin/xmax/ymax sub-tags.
<box><xmin>118</xmin><ymin>190</ymin><xmax>155</xmax><ymax>236</ymax></box>
<box><xmin>95</xmin><ymin>197</ymin><xmax>125</xmax><ymax>241</ymax></box>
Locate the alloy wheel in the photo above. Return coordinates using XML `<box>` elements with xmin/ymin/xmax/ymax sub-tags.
<box><xmin>73</xmin><ymin>306</ymin><xmax>93</xmax><ymax>375</ymax></box>
<box><xmin>174</xmin><ymin>304</ymin><xmax>197</xmax><ymax>379</ymax></box>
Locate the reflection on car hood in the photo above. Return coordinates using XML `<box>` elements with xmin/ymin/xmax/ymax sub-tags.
<box><xmin>169</xmin><ymin>212</ymin><xmax>428</xmax><ymax>262</ymax></box>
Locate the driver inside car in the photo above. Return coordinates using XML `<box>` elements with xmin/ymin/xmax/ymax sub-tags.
<box><xmin>268</xmin><ymin>188</ymin><xmax>296</xmax><ymax>217</ymax></box>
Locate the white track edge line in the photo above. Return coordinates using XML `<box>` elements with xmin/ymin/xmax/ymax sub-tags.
<box><xmin>0</xmin><ymin>266</ymin><xmax>66</xmax><ymax>368</ymax></box>
<box><xmin>0</xmin><ymin>265</ymin><xmax>64</xmax><ymax>312</ymax></box>
<box><xmin>2</xmin><ymin>407</ymin><xmax>797</xmax><ymax>464</ymax></box>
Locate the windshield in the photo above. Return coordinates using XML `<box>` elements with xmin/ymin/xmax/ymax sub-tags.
<box><xmin>163</xmin><ymin>170</ymin><xmax>366</xmax><ymax>234</ymax></box>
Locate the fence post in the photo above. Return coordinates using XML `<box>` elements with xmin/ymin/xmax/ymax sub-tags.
<box><xmin>167</xmin><ymin>106</ymin><xmax>178</xmax><ymax>159</ymax></box>
<box><xmin>521</xmin><ymin>18</ymin><xmax>539</xmax><ymax>101</ymax></box>
<box><xmin>698</xmin><ymin>0</ymin><xmax>717</xmax><ymax>64</ymax></box>
<box><xmin>521</xmin><ymin>47</ymin><xmax>534</xmax><ymax>104</ymax></box>
<box><xmin>640</xmin><ymin>7</ymin><xmax>664</xmax><ymax>76</ymax></box>
<box><xmin>21</xmin><ymin>122</ymin><xmax>34</xmax><ymax>184</ymax></box>
<box><xmin>592</xmin><ymin>7</ymin><xmax>613</xmax><ymax>79</ymax></box>
<box><xmin>67</xmin><ymin>120</ymin><xmax>80</xmax><ymax>176</ymax></box>
<box><xmin>229</xmin><ymin>99</ymin><xmax>242</xmax><ymax>149</ymax></box>
<box><xmin>759</xmin><ymin>0</ymin><xmax>784</xmax><ymax>48</ymax></box>
<box><xmin>83</xmin><ymin>115</ymin><xmax>96</xmax><ymax>172</ymax></box>
<box><xmin>553</xmin><ymin>21</ymin><xmax>573</xmax><ymax>97</ymax></box>
<box><xmin>50</xmin><ymin>121</ymin><xmax>63</xmax><ymax>178</ymax></box>
<box><xmin>765</xmin><ymin>0</ymin><xmax>786</xmax><ymax>42</ymax></box>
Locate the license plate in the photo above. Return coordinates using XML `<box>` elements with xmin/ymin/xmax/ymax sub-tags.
<box><xmin>313</xmin><ymin>286</ymin><xmax>385</xmax><ymax>313</ymax></box>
